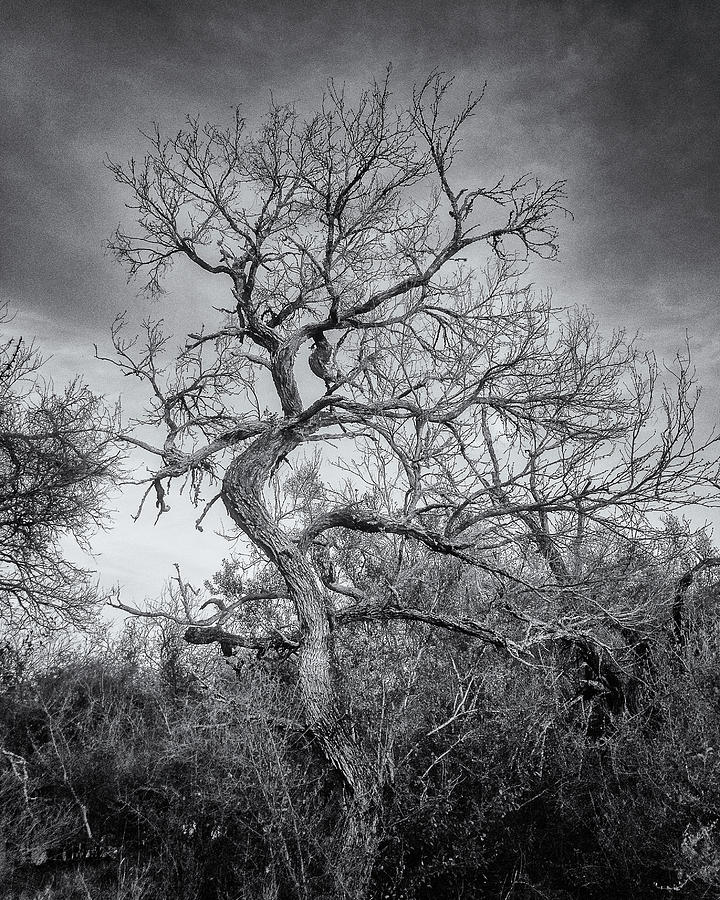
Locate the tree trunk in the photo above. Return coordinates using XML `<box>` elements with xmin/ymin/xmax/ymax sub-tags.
<box><xmin>222</xmin><ymin>442</ymin><xmax>381</xmax><ymax>898</ymax></box>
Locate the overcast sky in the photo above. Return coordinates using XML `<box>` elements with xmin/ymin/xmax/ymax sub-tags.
<box><xmin>2</xmin><ymin>0</ymin><xmax>719</xmax><ymax>604</ymax></box>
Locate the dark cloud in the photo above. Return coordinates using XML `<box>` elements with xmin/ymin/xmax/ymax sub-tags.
<box><xmin>2</xmin><ymin>0</ymin><xmax>718</xmax><ymax>378</ymax></box>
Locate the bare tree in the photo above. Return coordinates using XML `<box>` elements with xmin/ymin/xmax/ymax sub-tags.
<box><xmin>104</xmin><ymin>72</ymin><xmax>720</xmax><ymax>896</ymax></box>
<box><xmin>0</xmin><ymin>308</ymin><xmax>118</xmax><ymax>631</ymax></box>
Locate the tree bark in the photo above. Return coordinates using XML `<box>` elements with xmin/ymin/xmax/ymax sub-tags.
<box><xmin>221</xmin><ymin>433</ymin><xmax>380</xmax><ymax>898</ymax></box>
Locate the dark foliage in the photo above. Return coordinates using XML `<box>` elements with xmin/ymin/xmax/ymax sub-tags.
<box><xmin>2</xmin><ymin>581</ymin><xmax>720</xmax><ymax>899</ymax></box>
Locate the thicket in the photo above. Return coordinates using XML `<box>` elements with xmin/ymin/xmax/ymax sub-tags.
<box><xmin>2</xmin><ymin>565</ymin><xmax>720</xmax><ymax>899</ymax></box>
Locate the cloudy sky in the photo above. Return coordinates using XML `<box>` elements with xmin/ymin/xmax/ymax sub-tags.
<box><xmin>2</xmin><ymin>0</ymin><xmax>719</xmax><ymax>604</ymax></box>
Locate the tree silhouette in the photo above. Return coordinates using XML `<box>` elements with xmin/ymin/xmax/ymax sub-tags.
<box><xmin>0</xmin><ymin>307</ymin><xmax>117</xmax><ymax>631</ymax></box>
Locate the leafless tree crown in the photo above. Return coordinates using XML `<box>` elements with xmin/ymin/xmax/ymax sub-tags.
<box><xmin>102</xmin><ymin>76</ymin><xmax>720</xmax><ymax>888</ymax></box>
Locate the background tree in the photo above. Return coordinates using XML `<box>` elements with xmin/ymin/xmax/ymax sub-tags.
<box><xmin>104</xmin><ymin>72</ymin><xmax>720</xmax><ymax>897</ymax></box>
<box><xmin>0</xmin><ymin>306</ymin><xmax>118</xmax><ymax>631</ymax></box>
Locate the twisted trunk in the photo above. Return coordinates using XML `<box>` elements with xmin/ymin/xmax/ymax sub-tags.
<box><xmin>221</xmin><ymin>431</ymin><xmax>380</xmax><ymax>898</ymax></box>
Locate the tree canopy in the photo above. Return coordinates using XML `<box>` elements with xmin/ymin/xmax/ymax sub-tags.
<box><xmin>100</xmin><ymin>72</ymin><xmax>720</xmax><ymax>897</ymax></box>
<box><xmin>0</xmin><ymin>308</ymin><xmax>118</xmax><ymax>631</ymax></box>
